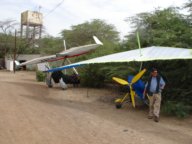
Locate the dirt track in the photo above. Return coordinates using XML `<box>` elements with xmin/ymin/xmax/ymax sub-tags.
<box><xmin>0</xmin><ymin>71</ymin><xmax>192</xmax><ymax>144</ymax></box>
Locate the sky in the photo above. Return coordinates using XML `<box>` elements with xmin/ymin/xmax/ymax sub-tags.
<box><xmin>0</xmin><ymin>0</ymin><xmax>188</xmax><ymax>39</ymax></box>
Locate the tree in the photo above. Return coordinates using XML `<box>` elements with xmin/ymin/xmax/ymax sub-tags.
<box><xmin>184</xmin><ymin>0</ymin><xmax>192</xmax><ymax>18</ymax></box>
<box><xmin>39</xmin><ymin>36</ymin><xmax>63</xmax><ymax>55</ymax></box>
<box><xmin>60</xmin><ymin>19</ymin><xmax>120</xmax><ymax>48</ymax></box>
<box><xmin>0</xmin><ymin>19</ymin><xmax>18</xmax><ymax>58</ymax></box>
<box><xmin>125</xmin><ymin>7</ymin><xmax>192</xmax><ymax>48</ymax></box>
<box><xmin>124</xmin><ymin>7</ymin><xmax>192</xmax><ymax>117</ymax></box>
<box><xmin>0</xmin><ymin>19</ymin><xmax>19</xmax><ymax>68</ymax></box>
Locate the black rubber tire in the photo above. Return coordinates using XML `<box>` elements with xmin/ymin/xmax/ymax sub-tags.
<box><xmin>115</xmin><ymin>103</ymin><xmax>122</xmax><ymax>109</ymax></box>
<box><xmin>48</xmin><ymin>85</ymin><xmax>53</xmax><ymax>88</ymax></box>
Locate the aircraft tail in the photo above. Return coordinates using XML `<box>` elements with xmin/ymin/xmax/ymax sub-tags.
<box><xmin>93</xmin><ymin>36</ymin><xmax>103</xmax><ymax>45</ymax></box>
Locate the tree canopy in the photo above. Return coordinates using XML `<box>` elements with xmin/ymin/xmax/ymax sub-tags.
<box><xmin>125</xmin><ymin>7</ymin><xmax>192</xmax><ymax>48</ymax></box>
<box><xmin>60</xmin><ymin>19</ymin><xmax>120</xmax><ymax>48</ymax></box>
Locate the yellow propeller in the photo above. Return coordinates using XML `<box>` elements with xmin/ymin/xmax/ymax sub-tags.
<box><xmin>129</xmin><ymin>69</ymin><xmax>146</xmax><ymax>107</ymax></box>
<box><xmin>112</xmin><ymin>69</ymin><xmax>147</xmax><ymax>108</ymax></box>
<box><xmin>112</xmin><ymin>77</ymin><xmax>128</xmax><ymax>85</ymax></box>
<box><xmin>131</xmin><ymin>68</ymin><xmax>146</xmax><ymax>84</ymax></box>
<box><xmin>130</xmin><ymin>86</ymin><xmax>136</xmax><ymax>108</ymax></box>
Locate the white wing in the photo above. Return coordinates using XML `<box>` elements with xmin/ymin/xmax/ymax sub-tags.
<box><xmin>47</xmin><ymin>46</ymin><xmax>192</xmax><ymax>72</ymax></box>
<box><xmin>19</xmin><ymin>36</ymin><xmax>103</xmax><ymax>66</ymax></box>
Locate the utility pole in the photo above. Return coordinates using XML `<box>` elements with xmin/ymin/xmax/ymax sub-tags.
<box><xmin>13</xmin><ymin>29</ymin><xmax>17</xmax><ymax>73</ymax></box>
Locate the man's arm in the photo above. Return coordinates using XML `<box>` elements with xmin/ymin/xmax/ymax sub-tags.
<box><xmin>160</xmin><ymin>77</ymin><xmax>165</xmax><ymax>89</ymax></box>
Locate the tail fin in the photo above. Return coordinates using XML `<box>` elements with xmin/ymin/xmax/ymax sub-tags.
<box><xmin>93</xmin><ymin>36</ymin><xmax>103</xmax><ymax>45</ymax></box>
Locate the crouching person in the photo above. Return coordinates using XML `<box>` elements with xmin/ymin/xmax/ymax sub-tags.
<box><xmin>70</xmin><ymin>73</ymin><xmax>80</xmax><ymax>87</ymax></box>
<box><xmin>59</xmin><ymin>78</ymin><xmax>68</xmax><ymax>90</ymax></box>
<box><xmin>46</xmin><ymin>71</ymin><xmax>68</xmax><ymax>90</ymax></box>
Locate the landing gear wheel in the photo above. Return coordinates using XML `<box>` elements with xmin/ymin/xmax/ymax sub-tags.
<box><xmin>115</xmin><ymin>102</ymin><xmax>122</xmax><ymax>109</ymax></box>
<box><xmin>48</xmin><ymin>85</ymin><xmax>53</xmax><ymax>88</ymax></box>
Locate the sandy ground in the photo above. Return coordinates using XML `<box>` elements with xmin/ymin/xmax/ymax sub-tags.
<box><xmin>0</xmin><ymin>71</ymin><xmax>192</xmax><ymax>144</ymax></box>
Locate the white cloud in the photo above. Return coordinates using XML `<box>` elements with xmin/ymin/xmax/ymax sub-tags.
<box><xmin>0</xmin><ymin>0</ymin><xmax>188</xmax><ymax>39</ymax></box>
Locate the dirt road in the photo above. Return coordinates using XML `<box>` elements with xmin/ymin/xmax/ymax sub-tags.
<box><xmin>0</xmin><ymin>71</ymin><xmax>191</xmax><ymax>144</ymax></box>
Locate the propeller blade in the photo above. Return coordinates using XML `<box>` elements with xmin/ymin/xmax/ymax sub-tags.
<box><xmin>112</xmin><ymin>77</ymin><xmax>128</xmax><ymax>85</ymax></box>
<box><xmin>130</xmin><ymin>87</ymin><xmax>136</xmax><ymax>108</ymax></box>
<box><xmin>131</xmin><ymin>69</ymin><xmax>146</xmax><ymax>84</ymax></box>
<box><xmin>115</xmin><ymin>98</ymin><xmax>122</xmax><ymax>103</ymax></box>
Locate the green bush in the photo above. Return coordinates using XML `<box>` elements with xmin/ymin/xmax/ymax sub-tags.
<box><xmin>80</xmin><ymin>64</ymin><xmax>105</xmax><ymax>88</ymax></box>
<box><xmin>36</xmin><ymin>71</ymin><xmax>46</xmax><ymax>82</ymax></box>
<box><xmin>162</xmin><ymin>101</ymin><xmax>192</xmax><ymax>118</ymax></box>
<box><xmin>78</xmin><ymin>62</ymin><xmax>139</xmax><ymax>88</ymax></box>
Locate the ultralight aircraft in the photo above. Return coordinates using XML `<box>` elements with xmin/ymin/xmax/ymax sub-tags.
<box><xmin>18</xmin><ymin>36</ymin><xmax>103</xmax><ymax>89</ymax></box>
<box><xmin>46</xmin><ymin>46</ymin><xmax>192</xmax><ymax>107</ymax></box>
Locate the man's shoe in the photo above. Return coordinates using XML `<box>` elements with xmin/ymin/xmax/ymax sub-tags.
<box><xmin>148</xmin><ymin>116</ymin><xmax>153</xmax><ymax>119</ymax></box>
<box><xmin>154</xmin><ymin>116</ymin><xmax>159</xmax><ymax>122</ymax></box>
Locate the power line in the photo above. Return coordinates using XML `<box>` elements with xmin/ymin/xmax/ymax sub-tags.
<box><xmin>44</xmin><ymin>0</ymin><xmax>64</xmax><ymax>18</ymax></box>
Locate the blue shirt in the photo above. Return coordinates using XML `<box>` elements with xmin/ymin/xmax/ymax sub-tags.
<box><xmin>145</xmin><ymin>76</ymin><xmax>165</xmax><ymax>93</ymax></box>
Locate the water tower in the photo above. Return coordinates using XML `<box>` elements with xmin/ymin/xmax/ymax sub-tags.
<box><xmin>20</xmin><ymin>10</ymin><xmax>43</xmax><ymax>40</ymax></box>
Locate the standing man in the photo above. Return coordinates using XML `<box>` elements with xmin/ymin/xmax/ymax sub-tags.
<box><xmin>143</xmin><ymin>68</ymin><xmax>165</xmax><ymax>122</ymax></box>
